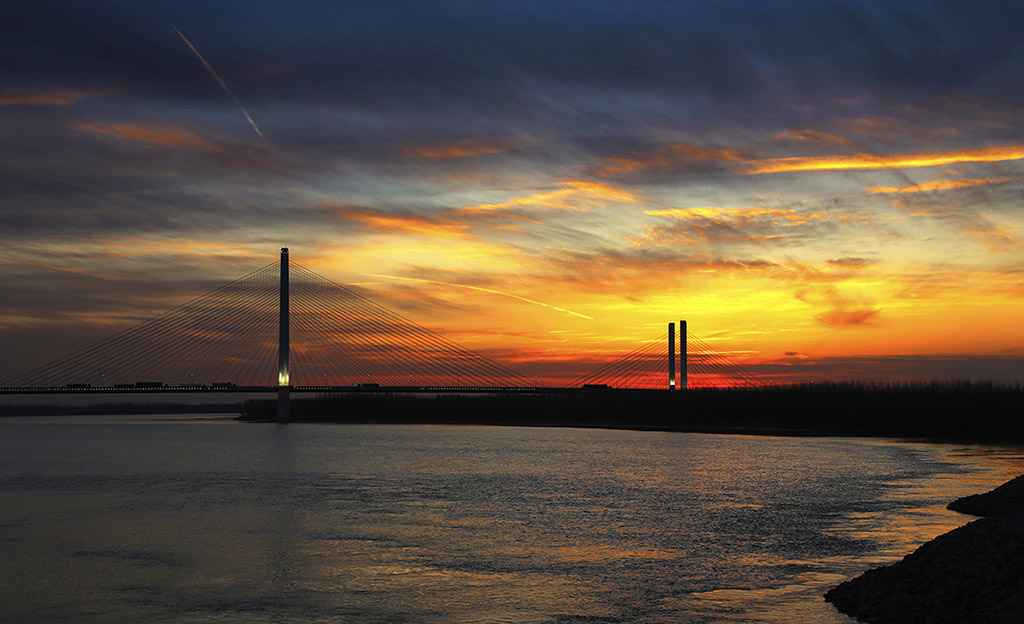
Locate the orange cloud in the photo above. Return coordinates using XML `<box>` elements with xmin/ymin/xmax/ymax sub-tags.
<box><xmin>865</xmin><ymin>177</ymin><xmax>1016</xmax><ymax>194</ymax></box>
<box><xmin>827</xmin><ymin>257</ymin><xmax>875</xmax><ymax>268</ymax></box>
<box><xmin>75</xmin><ymin>238</ymin><xmax>265</xmax><ymax>259</ymax></box>
<box><xmin>786</xmin><ymin>262</ymin><xmax>882</xmax><ymax>328</ymax></box>
<box><xmin>0</xmin><ymin>87</ymin><xmax>112</xmax><ymax>106</ymax></box>
<box><xmin>749</xmin><ymin>144</ymin><xmax>1024</xmax><ymax>174</ymax></box>
<box><xmin>816</xmin><ymin>307</ymin><xmax>880</xmax><ymax>327</ymax></box>
<box><xmin>543</xmin><ymin>249</ymin><xmax>782</xmax><ymax>291</ymax></box>
<box><xmin>958</xmin><ymin>217</ymin><xmax>1019</xmax><ymax>251</ymax></box>
<box><xmin>596</xmin><ymin>144</ymin><xmax>749</xmax><ymax>176</ymax></box>
<box><xmin>76</xmin><ymin>122</ymin><xmax>222</xmax><ymax>152</ymax></box>
<box><xmin>363</xmin><ymin>273</ymin><xmax>593</xmax><ymax>319</ymax></box>
<box><xmin>458</xmin><ymin>179</ymin><xmax>638</xmax><ymax>213</ymax></box>
<box><xmin>321</xmin><ymin>204</ymin><xmax>469</xmax><ymax>238</ymax></box>
<box><xmin>0</xmin><ymin>257</ymin><xmax>146</xmax><ymax>282</ymax></box>
<box><xmin>770</xmin><ymin>129</ymin><xmax>856</xmax><ymax>147</ymax></box>
<box><xmin>645</xmin><ymin>206</ymin><xmax>831</xmax><ymax>226</ymax></box>
<box><xmin>836</xmin><ymin>116</ymin><xmax>917</xmax><ymax>139</ymax></box>
<box><xmin>635</xmin><ymin>206</ymin><xmax>869</xmax><ymax>249</ymax></box>
<box><xmin>401</xmin><ymin>140</ymin><xmax>514</xmax><ymax>159</ymax></box>
<box><xmin>598</xmin><ymin>136</ymin><xmax>1024</xmax><ymax>180</ymax></box>
<box><xmin>596</xmin><ymin>153</ymin><xmax>672</xmax><ymax>176</ymax></box>
<box><xmin>668</xmin><ymin>144</ymin><xmax>749</xmax><ymax>161</ymax></box>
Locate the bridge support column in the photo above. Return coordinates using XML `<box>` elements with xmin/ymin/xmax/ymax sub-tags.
<box><xmin>679</xmin><ymin>319</ymin><xmax>687</xmax><ymax>390</ymax></box>
<box><xmin>277</xmin><ymin>247</ymin><xmax>290</xmax><ymax>423</ymax></box>
<box><xmin>668</xmin><ymin>322</ymin><xmax>676</xmax><ymax>390</ymax></box>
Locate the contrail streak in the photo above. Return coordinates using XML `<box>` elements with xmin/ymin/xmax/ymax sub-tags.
<box><xmin>362</xmin><ymin>273</ymin><xmax>594</xmax><ymax>320</ymax></box>
<box><xmin>173</xmin><ymin>25</ymin><xmax>265</xmax><ymax>139</ymax></box>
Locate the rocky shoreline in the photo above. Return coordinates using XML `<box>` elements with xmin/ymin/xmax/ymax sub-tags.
<box><xmin>824</xmin><ymin>474</ymin><xmax>1024</xmax><ymax>623</ymax></box>
<box><xmin>947</xmin><ymin>475</ymin><xmax>1024</xmax><ymax>517</ymax></box>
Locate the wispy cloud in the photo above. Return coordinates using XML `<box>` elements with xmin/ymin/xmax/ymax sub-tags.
<box><xmin>833</xmin><ymin>115</ymin><xmax>959</xmax><ymax>143</ymax></box>
<box><xmin>814</xmin><ymin>305</ymin><xmax>880</xmax><ymax>327</ymax></box>
<box><xmin>596</xmin><ymin>144</ymin><xmax>752</xmax><ymax>176</ymax></box>
<box><xmin>363</xmin><ymin>273</ymin><xmax>593</xmax><ymax>320</ymax></box>
<box><xmin>543</xmin><ymin>247</ymin><xmax>781</xmax><ymax>292</ymax></box>
<box><xmin>769</xmin><ymin>129</ymin><xmax>856</xmax><ymax>148</ymax></box>
<box><xmin>866</xmin><ymin>177</ymin><xmax>1016</xmax><ymax>194</ymax></box>
<box><xmin>321</xmin><ymin>204</ymin><xmax>470</xmax><ymax>239</ymax></box>
<box><xmin>401</xmin><ymin>139</ymin><xmax>518</xmax><ymax>159</ymax></box>
<box><xmin>0</xmin><ymin>86</ymin><xmax>113</xmax><ymax>107</ymax></box>
<box><xmin>749</xmin><ymin>144</ymin><xmax>1024</xmax><ymax>174</ymax></box>
<box><xmin>827</xmin><ymin>257</ymin><xmax>875</xmax><ymax>268</ymax></box>
<box><xmin>75</xmin><ymin>122</ymin><xmax>222</xmax><ymax>152</ymax></box>
<box><xmin>787</xmin><ymin>262</ymin><xmax>881</xmax><ymax>328</ymax></box>
<box><xmin>596</xmin><ymin>139</ymin><xmax>1024</xmax><ymax>179</ymax></box>
<box><xmin>0</xmin><ymin>257</ymin><xmax>147</xmax><ymax>282</ymax></box>
<box><xmin>645</xmin><ymin>207</ymin><xmax>832</xmax><ymax>226</ymax></box>
<box><xmin>954</xmin><ymin>214</ymin><xmax>1019</xmax><ymax>250</ymax></box>
<box><xmin>889</xmin><ymin>193</ymin><xmax>1020</xmax><ymax>251</ymax></box>
<box><xmin>458</xmin><ymin>180</ymin><xmax>638</xmax><ymax>213</ymax></box>
<box><xmin>320</xmin><ymin>199</ymin><xmax>548</xmax><ymax>240</ymax></box>
<box><xmin>635</xmin><ymin>205</ymin><xmax>864</xmax><ymax>250</ymax></box>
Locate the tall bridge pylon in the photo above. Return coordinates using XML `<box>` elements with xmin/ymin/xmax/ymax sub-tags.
<box><xmin>3</xmin><ymin>250</ymin><xmax>535</xmax><ymax>396</ymax></box>
<box><xmin>278</xmin><ymin>247</ymin><xmax>289</xmax><ymax>422</ymax></box>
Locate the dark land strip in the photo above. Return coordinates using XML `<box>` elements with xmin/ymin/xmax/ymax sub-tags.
<box><xmin>3</xmin><ymin>383</ymin><xmax>1020</xmax><ymax>443</ymax></box>
<box><xmin>235</xmin><ymin>383</ymin><xmax>1023</xmax><ymax>443</ymax></box>
<box><xmin>0</xmin><ymin>402</ymin><xmax>241</xmax><ymax>417</ymax></box>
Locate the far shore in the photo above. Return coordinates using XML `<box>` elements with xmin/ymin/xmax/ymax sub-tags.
<box><xmin>236</xmin><ymin>382</ymin><xmax>1023</xmax><ymax>444</ymax></box>
<box><xmin>0</xmin><ymin>402</ymin><xmax>241</xmax><ymax>417</ymax></box>
<box><xmin>3</xmin><ymin>382</ymin><xmax>1021</xmax><ymax>444</ymax></box>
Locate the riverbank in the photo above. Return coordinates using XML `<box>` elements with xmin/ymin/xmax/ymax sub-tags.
<box><xmin>4</xmin><ymin>383</ymin><xmax>1020</xmax><ymax>443</ymax></box>
<box><xmin>0</xmin><ymin>402</ymin><xmax>240</xmax><ymax>417</ymax></box>
<box><xmin>825</xmin><ymin>475</ymin><xmax>1024</xmax><ymax>623</ymax></box>
<box><xmin>238</xmin><ymin>383</ymin><xmax>1023</xmax><ymax>443</ymax></box>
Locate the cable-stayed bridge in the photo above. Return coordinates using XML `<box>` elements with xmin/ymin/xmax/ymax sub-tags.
<box><xmin>574</xmin><ymin>324</ymin><xmax>761</xmax><ymax>390</ymax></box>
<box><xmin>1</xmin><ymin>249</ymin><xmax>762</xmax><ymax>413</ymax></box>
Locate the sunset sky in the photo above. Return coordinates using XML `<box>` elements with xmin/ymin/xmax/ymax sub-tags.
<box><xmin>1</xmin><ymin>0</ymin><xmax>1022</xmax><ymax>385</ymax></box>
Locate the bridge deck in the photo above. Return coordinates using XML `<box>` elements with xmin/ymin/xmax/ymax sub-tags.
<box><xmin>0</xmin><ymin>385</ymin><xmax>637</xmax><ymax>395</ymax></box>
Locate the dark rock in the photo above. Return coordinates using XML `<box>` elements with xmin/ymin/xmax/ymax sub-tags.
<box><xmin>825</xmin><ymin>511</ymin><xmax>1024</xmax><ymax>624</ymax></box>
<box><xmin>948</xmin><ymin>474</ymin><xmax>1024</xmax><ymax>517</ymax></box>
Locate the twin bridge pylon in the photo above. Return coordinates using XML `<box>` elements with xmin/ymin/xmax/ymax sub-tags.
<box><xmin>3</xmin><ymin>249</ymin><xmax>761</xmax><ymax>413</ymax></box>
<box><xmin>573</xmin><ymin>320</ymin><xmax>762</xmax><ymax>391</ymax></box>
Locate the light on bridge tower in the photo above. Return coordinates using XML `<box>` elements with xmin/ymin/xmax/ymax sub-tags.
<box><xmin>277</xmin><ymin>247</ymin><xmax>290</xmax><ymax>423</ymax></box>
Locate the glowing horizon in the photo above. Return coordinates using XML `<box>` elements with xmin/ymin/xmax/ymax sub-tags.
<box><xmin>1</xmin><ymin>2</ymin><xmax>1022</xmax><ymax>385</ymax></box>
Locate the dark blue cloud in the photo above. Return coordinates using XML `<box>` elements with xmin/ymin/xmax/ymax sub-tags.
<box><xmin>3</xmin><ymin>0</ymin><xmax>1023</xmax><ymax>237</ymax></box>
<box><xmin>6</xmin><ymin>0</ymin><xmax>1023</xmax><ymax>107</ymax></box>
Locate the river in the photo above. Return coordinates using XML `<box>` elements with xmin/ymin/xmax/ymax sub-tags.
<box><xmin>1</xmin><ymin>415</ymin><xmax>1021</xmax><ymax>623</ymax></box>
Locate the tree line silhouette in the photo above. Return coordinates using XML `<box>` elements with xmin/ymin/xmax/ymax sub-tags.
<box><xmin>239</xmin><ymin>381</ymin><xmax>1023</xmax><ymax>442</ymax></box>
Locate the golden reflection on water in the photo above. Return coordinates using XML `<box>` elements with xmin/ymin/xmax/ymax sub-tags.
<box><xmin>678</xmin><ymin>439</ymin><xmax>1024</xmax><ymax>623</ymax></box>
<box><xmin>319</xmin><ymin>434</ymin><xmax>1024</xmax><ymax>624</ymax></box>
<box><xmin>680</xmin><ymin>571</ymin><xmax>854</xmax><ymax>623</ymax></box>
<box><xmin>824</xmin><ymin>440</ymin><xmax>1024</xmax><ymax>566</ymax></box>
<box><xmin>546</xmin><ymin>542</ymin><xmax>679</xmax><ymax>562</ymax></box>
<box><xmin>3</xmin><ymin>423</ymin><xmax>1024</xmax><ymax>624</ymax></box>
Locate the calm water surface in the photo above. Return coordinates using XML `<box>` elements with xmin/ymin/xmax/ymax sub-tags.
<box><xmin>1</xmin><ymin>416</ymin><xmax>1022</xmax><ymax>623</ymax></box>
